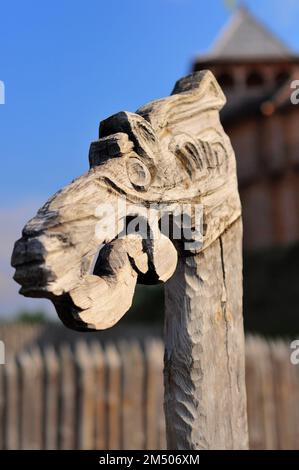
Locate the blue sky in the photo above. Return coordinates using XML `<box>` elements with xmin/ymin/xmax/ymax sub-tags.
<box><xmin>1</xmin><ymin>0</ymin><xmax>299</xmax><ymax>317</ymax></box>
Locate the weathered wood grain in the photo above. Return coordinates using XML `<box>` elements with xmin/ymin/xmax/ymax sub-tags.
<box><xmin>164</xmin><ymin>218</ymin><xmax>247</xmax><ymax>449</ymax></box>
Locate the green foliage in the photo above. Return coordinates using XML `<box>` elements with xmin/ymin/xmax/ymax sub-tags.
<box><xmin>122</xmin><ymin>284</ymin><xmax>164</xmax><ymax>324</ymax></box>
<box><xmin>124</xmin><ymin>242</ymin><xmax>299</xmax><ymax>338</ymax></box>
<box><xmin>14</xmin><ymin>309</ymin><xmax>47</xmax><ymax>324</ymax></box>
<box><xmin>243</xmin><ymin>242</ymin><xmax>299</xmax><ymax>338</ymax></box>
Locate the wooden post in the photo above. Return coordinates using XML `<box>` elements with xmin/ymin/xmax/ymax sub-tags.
<box><xmin>164</xmin><ymin>218</ymin><xmax>248</xmax><ymax>449</ymax></box>
<box><xmin>12</xmin><ymin>70</ymin><xmax>248</xmax><ymax>449</ymax></box>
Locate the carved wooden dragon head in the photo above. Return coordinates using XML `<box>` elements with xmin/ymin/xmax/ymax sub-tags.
<box><xmin>11</xmin><ymin>71</ymin><xmax>241</xmax><ymax>331</ymax></box>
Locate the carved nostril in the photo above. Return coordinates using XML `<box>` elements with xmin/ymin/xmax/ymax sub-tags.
<box><xmin>22</xmin><ymin>227</ymin><xmax>43</xmax><ymax>239</ymax></box>
<box><xmin>11</xmin><ymin>237</ymin><xmax>45</xmax><ymax>267</ymax></box>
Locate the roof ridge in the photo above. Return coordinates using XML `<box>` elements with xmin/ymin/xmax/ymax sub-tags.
<box><xmin>209</xmin><ymin>7</ymin><xmax>248</xmax><ymax>56</ymax></box>
<box><xmin>202</xmin><ymin>6</ymin><xmax>294</xmax><ymax>60</ymax></box>
<box><xmin>237</xmin><ymin>7</ymin><xmax>291</xmax><ymax>53</ymax></box>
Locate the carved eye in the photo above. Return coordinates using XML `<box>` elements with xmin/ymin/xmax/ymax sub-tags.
<box><xmin>126</xmin><ymin>157</ymin><xmax>151</xmax><ymax>191</ymax></box>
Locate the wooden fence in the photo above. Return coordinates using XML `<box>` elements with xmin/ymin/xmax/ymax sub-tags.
<box><xmin>246</xmin><ymin>336</ymin><xmax>299</xmax><ymax>450</ymax></box>
<box><xmin>0</xmin><ymin>333</ymin><xmax>299</xmax><ymax>449</ymax></box>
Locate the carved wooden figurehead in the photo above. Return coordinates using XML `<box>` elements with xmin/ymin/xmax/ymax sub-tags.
<box><xmin>11</xmin><ymin>71</ymin><xmax>240</xmax><ymax>330</ymax></box>
<box><xmin>11</xmin><ymin>71</ymin><xmax>247</xmax><ymax>449</ymax></box>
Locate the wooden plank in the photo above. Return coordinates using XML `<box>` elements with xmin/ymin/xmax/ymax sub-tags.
<box><xmin>291</xmin><ymin>345</ymin><xmax>299</xmax><ymax>449</ymax></box>
<box><xmin>245</xmin><ymin>337</ymin><xmax>267</xmax><ymax>450</ymax></box>
<box><xmin>75</xmin><ymin>341</ymin><xmax>96</xmax><ymax>450</ymax></box>
<box><xmin>0</xmin><ymin>361</ymin><xmax>5</xmax><ymax>449</ymax></box>
<box><xmin>18</xmin><ymin>351</ymin><xmax>32</xmax><ymax>449</ymax></box>
<box><xmin>155</xmin><ymin>342</ymin><xmax>166</xmax><ymax>450</ymax></box>
<box><xmin>246</xmin><ymin>337</ymin><xmax>277</xmax><ymax>450</ymax></box>
<box><xmin>30</xmin><ymin>348</ymin><xmax>43</xmax><ymax>449</ymax></box>
<box><xmin>144</xmin><ymin>339</ymin><xmax>159</xmax><ymax>450</ymax></box>
<box><xmin>258</xmin><ymin>340</ymin><xmax>277</xmax><ymax>450</ymax></box>
<box><xmin>144</xmin><ymin>339</ymin><xmax>164</xmax><ymax>450</ymax></box>
<box><xmin>119</xmin><ymin>340</ymin><xmax>145</xmax><ymax>450</ymax></box>
<box><xmin>43</xmin><ymin>346</ymin><xmax>59</xmax><ymax>449</ymax></box>
<box><xmin>18</xmin><ymin>349</ymin><xmax>43</xmax><ymax>449</ymax></box>
<box><xmin>271</xmin><ymin>341</ymin><xmax>298</xmax><ymax>449</ymax></box>
<box><xmin>105</xmin><ymin>343</ymin><xmax>121</xmax><ymax>450</ymax></box>
<box><xmin>3</xmin><ymin>358</ymin><xmax>19</xmax><ymax>450</ymax></box>
<box><xmin>90</xmin><ymin>342</ymin><xmax>106</xmax><ymax>450</ymax></box>
<box><xmin>58</xmin><ymin>344</ymin><xmax>76</xmax><ymax>449</ymax></box>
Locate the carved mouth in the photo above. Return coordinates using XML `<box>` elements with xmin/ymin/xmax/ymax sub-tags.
<box><xmin>13</xmin><ymin>260</ymin><xmax>54</xmax><ymax>297</ymax></box>
<box><xmin>11</xmin><ymin>237</ymin><xmax>54</xmax><ymax>296</ymax></box>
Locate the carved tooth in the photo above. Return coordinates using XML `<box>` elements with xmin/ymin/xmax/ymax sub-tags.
<box><xmin>146</xmin><ymin>233</ymin><xmax>178</xmax><ymax>283</ymax></box>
